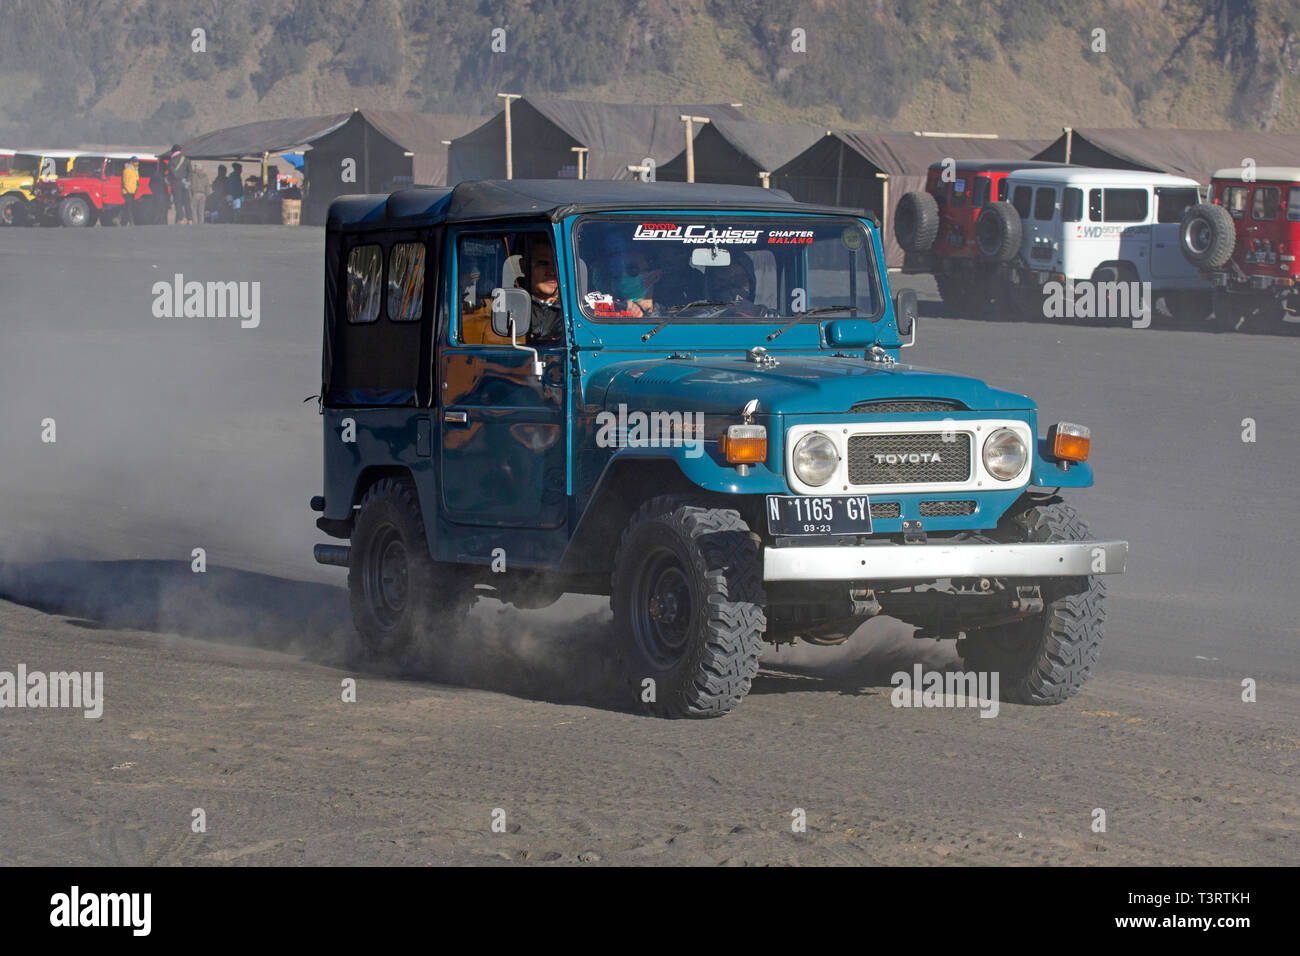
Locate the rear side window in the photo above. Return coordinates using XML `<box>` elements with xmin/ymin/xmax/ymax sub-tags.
<box><xmin>973</xmin><ymin>177</ymin><xmax>991</xmax><ymax>206</ymax></box>
<box><xmin>1012</xmin><ymin>185</ymin><xmax>1032</xmax><ymax>219</ymax></box>
<box><xmin>1062</xmin><ymin>188</ymin><xmax>1083</xmax><ymax>222</ymax></box>
<box><xmin>1033</xmin><ymin>187</ymin><xmax>1056</xmax><ymax>221</ymax></box>
<box><xmin>1220</xmin><ymin>185</ymin><xmax>1248</xmax><ymax>218</ymax></box>
<box><xmin>1288</xmin><ymin>187</ymin><xmax>1300</xmax><ymax>222</ymax></box>
<box><xmin>1088</xmin><ymin>188</ymin><xmax>1102</xmax><ymax>221</ymax></box>
<box><xmin>387</xmin><ymin>242</ymin><xmax>425</xmax><ymax>321</ymax></box>
<box><xmin>1251</xmin><ymin>186</ymin><xmax>1280</xmax><ymax>221</ymax></box>
<box><xmin>346</xmin><ymin>245</ymin><xmax>383</xmax><ymax>324</ymax></box>
<box><xmin>1156</xmin><ymin>188</ymin><xmax>1198</xmax><ymax>223</ymax></box>
<box><xmin>949</xmin><ymin>177</ymin><xmax>966</xmax><ymax>207</ymax></box>
<box><xmin>996</xmin><ymin>179</ymin><xmax>1008</xmax><ymax>201</ymax></box>
<box><xmin>1103</xmin><ymin>188</ymin><xmax>1148</xmax><ymax>222</ymax></box>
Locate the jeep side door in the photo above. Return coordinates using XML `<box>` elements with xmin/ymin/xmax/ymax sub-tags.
<box><xmin>438</xmin><ymin>225</ymin><xmax>567</xmax><ymax>529</ymax></box>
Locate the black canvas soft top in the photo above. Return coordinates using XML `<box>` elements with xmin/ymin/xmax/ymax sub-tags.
<box><xmin>326</xmin><ymin>179</ymin><xmax>870</xmax><ymax>231</ymax></box>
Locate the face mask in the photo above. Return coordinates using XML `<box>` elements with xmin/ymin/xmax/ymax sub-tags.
<box><xmin>614</xmin><ymin>273</ymin><xmax>647</xmax><ymax>300</ymax></box>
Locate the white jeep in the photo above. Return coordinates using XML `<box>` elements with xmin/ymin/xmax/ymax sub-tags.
<box><xmin>975</xmin><ymin>168</ymin><xmax>1213</xmax><ymax>323</ymax></box>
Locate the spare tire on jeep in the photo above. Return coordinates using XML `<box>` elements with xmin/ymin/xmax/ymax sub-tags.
<box><xmin>975</xmin><ymin>201</ymin><xmax>1022</xmax><ymax>262</ymax></box>
<box><xmin>894</xmin><ymin>191</ymin><xmax>939</xmax><ymax>252</ymax></box>
<box><xmin>1180</xmin><ymin>202</ymin><xmax>1235</xmax><ymax>269</ymax></box>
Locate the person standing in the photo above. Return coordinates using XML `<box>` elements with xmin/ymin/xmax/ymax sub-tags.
<box><xmin>166</xmin><ymin>147</ymin><xmax>193</xmax><ymax>224</ymax></box>
<box><xmin>228</xmin><ymin>162</ymin><xmax>244</xmax><ymax>216</ymax></box>
<box><xmin>190</xmin><ymin>163</ymin><xmax>210</xmax><ymax>224</ymax></box>
<box><xmin>120</xmin><ymin>156</ymin><xmax>140</xmax><ymax>226</ymax></box>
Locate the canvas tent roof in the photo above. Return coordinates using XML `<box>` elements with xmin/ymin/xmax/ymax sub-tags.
<box><xmin>1034</xmin><ymin>128</ymin><xmax>1300</xmax><ymax>181</ymax></box>
<box><xmin>327</xmin><ymin>179</ymin><xmax>862</xmax><ymax>230</ymax></box>
<box><xmin>659</xmin><ymin>119</ymin><xmax>824</xmax><ymax>183</ymax></box>
<box><xmin>179</xmin><ymin>114</ymin><xmax>350</xmax><ymax>159</ymax></box>
<box><xmin>447</xmin><ymin>98</ymin><xmax>746</xmax><ymax>183</ymax></box>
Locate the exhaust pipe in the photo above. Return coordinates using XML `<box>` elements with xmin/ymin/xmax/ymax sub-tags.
<box><xmin>314</xmin><ymin>544</ymin><xmax>351</xmax><ymax>567</ymax></box>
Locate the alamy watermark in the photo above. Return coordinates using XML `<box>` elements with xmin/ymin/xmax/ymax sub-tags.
<box><xmin>890</xmin><ymin>664</ymin><xmax>999</xmax><ymax>718</ymax></box>
<box><xmin>1042</xmin><ymin>278</ymin><xmax>1152</xmax><ymax>328</ymax></box>
<box><xmin>0</xmin><ymin>664</ymin><xmax>103</xmax><ymax>718</ymax></box>
<box><xmin>151</xmin><ymin>274</ymin><xmax>261</xmax><ymax>328</ymax></box>
<box><xmin>595</xmin><ymin>404</ymin><xmax>704</xmax><ymax>458</ymax></box>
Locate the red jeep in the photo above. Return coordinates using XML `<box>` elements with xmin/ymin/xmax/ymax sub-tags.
<box><xmin>894</xmin><ymin>160</ymin><xmax>1070</xmax><ymax>307</ymax></box>
<box><xmin>30</xmin><ymin>153</ymin><xmax>168</xmax><ymax>226</ymax></box>
<box><xmin>1180</xmin><ymin>167</ymin><xmax>1300</xmax><ymax>324</ymax></box>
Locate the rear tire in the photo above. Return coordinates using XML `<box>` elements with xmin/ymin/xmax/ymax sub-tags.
<box><xmin>1180</xmin><ymin>203</ymin><xmax>1235</xmax><ymax>269</ymax></box>
<box><xmin>894</xmin><ymin>191</ymin><xmax>940</xmax><ymax>252</ymax></box>
<box><xmin>975</xmin><ymin>202</ymin><xmax>1022</xmax><ymax>263</ymax></box>
<box><xmin>958</xmin><ymin>500</ymin><xmax>1107</xmax><ymax>705</ymax></box>
<box><xmin>611</xmin><ymin>496</ymin><xmax>766</xmax><ymax>718</ymax></box>
<box><xmin>348</xmin><ymin>477</ymin><xmax>474</xmax><ymax>658</ymax></box>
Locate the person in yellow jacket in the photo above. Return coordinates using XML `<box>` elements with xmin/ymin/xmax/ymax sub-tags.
<box><xmin>120</xmin><ymin>157</ymin><xmax>140</xmax><ymax>226</ymax></box>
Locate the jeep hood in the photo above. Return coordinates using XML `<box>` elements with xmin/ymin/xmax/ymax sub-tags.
<box><xmin>589</xmin><ymin>354</ymin><xmax>1032</xmax><ymax>415</ymax></box>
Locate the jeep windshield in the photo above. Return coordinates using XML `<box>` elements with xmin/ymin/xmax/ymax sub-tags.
<box><xmin>573</xmin><ymin>215</ymin><xmax>882</xmax><ymax>324</ymax></box>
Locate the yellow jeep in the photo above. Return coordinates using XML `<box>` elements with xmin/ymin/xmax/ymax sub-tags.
<box><xmin>0</xmin><ymin>151</ymin><xmax>77</xmax><ymax>225</ymax></box>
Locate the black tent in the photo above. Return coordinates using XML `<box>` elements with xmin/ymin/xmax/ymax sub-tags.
<box><xmin>446</xmin><ymin>97</ymin><xmax>745</xmax><ymax>184</ymax></box>
<box><xmin>1035</xmin><ymin>127</ymin><xmax>1300</xmax><ymax>181</ymax></box>
<box><xmin>658</xmin><ymin>118</ymin><xmax>824</xmax><ymax>186</ymax></box>
<box><xmin>301</xmin><ymin>110</ymin><xmax>486</xmax><ymax>223</ymax></box>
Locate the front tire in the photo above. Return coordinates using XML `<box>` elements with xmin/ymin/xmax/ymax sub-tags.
<box><xmin>348</xmin><ymin>477</ymin><xmax>473</xmax><ymax>657</ymax></box>
<box><xmin>958</xmin><ymin>500</ymin><xmax>1107</xmax><ymax>705</ymax></box>
<box><xmin>59</xmin><ymin>197</ymin><xmax>92</xmax><ymax>227</ymax></box>
<box><xmin>611</xmin><ymin>496</ymin><xmax>766</xmax><ymax>718</ymax></box>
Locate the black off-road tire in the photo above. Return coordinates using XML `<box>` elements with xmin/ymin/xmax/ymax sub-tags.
<box><xmin>975</xmin><ymin>201</ymin><xmax>1022</xmax><ymax>263</ymax></box>
<box><xmin>894</xmin><ymin>191</ymin><xmax>940</xmax><ymax>252</ymax></box>
<box><xmin>59</xmin><ymin>196</ymin><xmax>92</xmax><ymax>228</ymax></box>
<box><xmin>348</xmin><ymin>477</ymin><xmax>474</xmax><ymax>658</ymax></box>
<box><xmin>611</xmin><ymin>496</ymin><xmax>766</xmax><ymax>718</ymax></box>
<box><xmin>1180</xmin><ymin>202</ymin><xmax>1235</xmax><ymax>269</ymax></box>
<box><xmin>0</xmin><ymin>194</ymin><xmax>24</xmax><ymax>226</ymax></box>
<box><xmin>957</xmin><ymin>500</ymin><xmax>1108</xmax><ymax>705</ymax></box>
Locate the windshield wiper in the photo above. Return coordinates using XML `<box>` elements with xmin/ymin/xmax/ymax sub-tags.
<box><xmin>642</xmin><ymin>301</ymin><xmax>733</xmax><ymax>342</ymax></box>
<box><xmin>766</xmin><ymin>305</ymin><xmax>857</xmax><ymax>341</ymax></box>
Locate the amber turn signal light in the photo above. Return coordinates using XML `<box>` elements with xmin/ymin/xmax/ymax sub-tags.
<box><xmin>1048</xmin><ymin>422</ymin><xmax>1091</xmax><ymax>462</ymax></box>
<box><xmin>720</xmin><ymin>424</ymin><xmax>767</xmax><ymax>464</ymax></box>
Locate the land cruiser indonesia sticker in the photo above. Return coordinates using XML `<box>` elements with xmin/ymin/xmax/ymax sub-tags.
<box><xmin>633</xmin><ymin>223</ymin><xmax>763</xmax><ymax>243</ymax></box>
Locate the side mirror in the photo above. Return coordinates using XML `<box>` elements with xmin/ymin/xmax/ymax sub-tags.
<box><xmin>894</xmin><ymin>287</ymin><xmax>918</xmax><ymax>348</ymax></box>
<box><xmin>490</xmin><ymin>287</ymin><xmax>532</xmax><ymax>340</ymax></box>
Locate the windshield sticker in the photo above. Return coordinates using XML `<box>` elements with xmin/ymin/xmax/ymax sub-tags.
<box><xmin>633</xmin><ymin>223</ymin><xmax>764</xmax><ymax>244</ymax></box>
<box><xmin>767</xmin><ymin>229</ymin><xmax>814</xmax><ymax>244</ymax></box>
<box><xmin>841</xmin><ymin>228</ymin><xmax>863</xmax><ymax>250</ymax></box>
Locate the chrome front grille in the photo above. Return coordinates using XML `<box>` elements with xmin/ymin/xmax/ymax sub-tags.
<box><xmin>846</xmin><ymin>433</ymin><xmax>972</xmax><ymax>485</ymax></box>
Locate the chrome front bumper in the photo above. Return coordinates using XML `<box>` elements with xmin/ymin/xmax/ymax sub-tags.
<box><xmin>763</xmin><ymin>540</ymin><xmax>1129</xmax><ymax>582</ymax></box>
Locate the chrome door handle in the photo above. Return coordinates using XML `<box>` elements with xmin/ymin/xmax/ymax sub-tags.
<box><xmin>443</xmin><ymin>411</ymin><xmax>468</xmax><ymax>425</ymax></box>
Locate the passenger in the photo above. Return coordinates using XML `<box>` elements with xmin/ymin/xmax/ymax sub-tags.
<box><xmin>591</xmin><ymin>247</ymin><xmax>663</xmax><ymax>317</ymax></box>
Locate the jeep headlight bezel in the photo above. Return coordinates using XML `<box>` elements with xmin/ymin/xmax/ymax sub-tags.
<box><xmin>982</xmin><ymin>428</ymin><xmax>1028</xmax><ymax>481</ymax></box>
<box><xmin>793</xmin><ymin>432</ymin><xmax>839</xmax><ymax>487</ymax></box>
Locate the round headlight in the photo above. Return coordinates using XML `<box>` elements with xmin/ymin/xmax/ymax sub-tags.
<box><xmin>982</xmin><ymin>428</ymin><xmax>1028</xmax><ymax>480</ymax></box>
<box><xmin>793</xmin><ymin>432</ymin><xmax>839</xmax><ymax>486</ymax></box>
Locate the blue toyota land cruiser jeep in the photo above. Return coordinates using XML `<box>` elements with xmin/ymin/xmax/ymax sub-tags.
<box><xmin>312</xmin><ymin>180</ymin><xmax>1128</xmax><ymax>718</ymax></box>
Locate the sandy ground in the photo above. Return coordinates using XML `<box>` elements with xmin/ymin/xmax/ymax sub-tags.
<box><xmin>0</xmin><ymin>226</ymin><xmax>1296</xmax><ymax>865</ymax></box>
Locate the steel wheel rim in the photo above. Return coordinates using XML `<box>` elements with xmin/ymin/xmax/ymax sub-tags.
<box><xmin>632</xmin><ymin>547</ymin><xmax>694</xmax><ymax>669</ymax></box>
<box><xmin>365</xmin><ymin>524</ymin><xmax>408</xmax><ymax>627</ymax></box>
